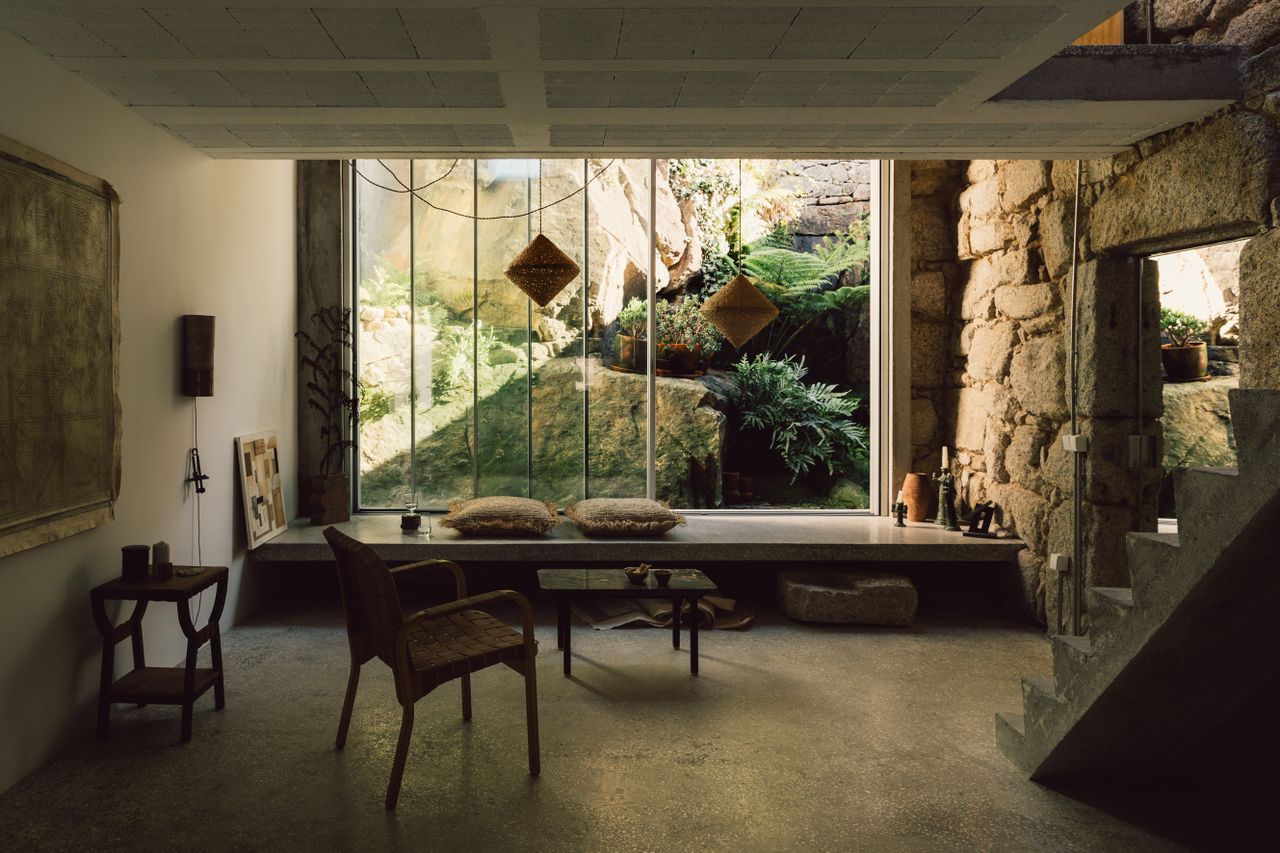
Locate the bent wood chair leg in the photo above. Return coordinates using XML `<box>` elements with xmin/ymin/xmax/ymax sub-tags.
<box><xmin>385</xmin><ymin>704</ymin><xmax>415</xmax><ymax>811</ymax></box>
<box><xmin>524</xmin><ymin>662</ymin><xmax>540</xmax><ymax>776</ymax></box>
<box><xmin>336</xmin><ymin>663</ymin><xmax>361</xmax><ymax>750</ymax></box>
<box><xmin>461</xmin><ymin>673</ymin><xmax>472</xmax><ymax>722</ymax></box>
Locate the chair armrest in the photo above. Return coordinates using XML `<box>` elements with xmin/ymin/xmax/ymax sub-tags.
<box><xmin>411</xmin><ymin>589</ymin><xmax>534</xmax><ymax>636</ymax></box>
<box><xmin>393</xmin><ymin>590</ymin><xmax>536</xmax><ymax>690</ymax></box>
<box><xmin>389</xmin><ymin>559</ymin><xmax>467</xmax><ymax>600</ymax></box>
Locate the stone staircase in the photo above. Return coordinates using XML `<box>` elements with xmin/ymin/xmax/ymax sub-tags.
<box><xmin>996</xmin><ymin>389</ymin><xmax>1280</xmax><ymax>781</ymax></box>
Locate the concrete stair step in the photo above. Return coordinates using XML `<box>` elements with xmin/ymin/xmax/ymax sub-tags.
<box><xmin>1173</xmin><ymin>466</ymin><xmax>1239</xmax><ymax>551</ymax></box>
<box><xmin>1051</xmin><ymin>633</ymin><xmax>1093</xmax><ymax>683</ymax></box>
<box><xmin>996</xmin><ymin>710</ymin><xmax>1025</xmax><ymax>737</ymax></box>
<box><xmin>1127</xmin><ymin>532</ymin><xmax>1180</xmax><ymax>601</ymax></box>
<box><xmin>1229</xmin><ymin>389</ymin><xmax>1280</xmax><ymax>475</ymax></box>
<box><xmin>1021</xmin><ymin>675</ymin><xmax>1062</xmax><ymax>723</ymax></box>
<box><xmin>1085</xmin><ymin>586</ymin><xmax>1134</xmax><ymax>642</ymax></box>
<box><xmin>995</xmin><ymin>711</ymin><xmax>1035</xmax><ymax>776</ymax></box>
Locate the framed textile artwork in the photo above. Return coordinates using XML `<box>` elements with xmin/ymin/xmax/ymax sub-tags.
<box><xmin>0</xmin><ymin>135</ymin><xmax>121</xmax><ymax>558</ymax></box>
<box><xmin>236</xmin><ymin>430</ymin><xmax>288</xmax><ymax>549</ymax></box>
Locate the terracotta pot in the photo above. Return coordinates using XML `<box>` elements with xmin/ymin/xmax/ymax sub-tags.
<box><xmin>738</xmin><ymin>476</ymin><xmax>754</xmax><ymax>502</ymax></box>
<box><xmin>670</xmin><ymin>343</ymin><xmax>700</xmax><ymax>375</ymax></box>
<box><xmin>616</xmin><ymin>334</ymin><xmax>647</xmax><ymax>372</ymax></box>
<box><xmin>655</xmin><ymin>343</ymin><xmax>678</xmax><ymax>371</ymax></box>
<box><xmin>309</xmin><ymin>473</ymin><xmax>350</xmax><ymax>525</ymax></box>
<box><xmin>1161</xmin><ymin>342</ymin><xmax>1207</xmax><ymax>382</ymax></box>
<box><xmin>902</xmin><ymin>473</ymin><xmax>931</xmax><ymax>522</ymax></box>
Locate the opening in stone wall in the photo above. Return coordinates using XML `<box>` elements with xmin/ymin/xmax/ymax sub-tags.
<box><xmin>1148</xmin><ymin>238</ymin><xmax>1249</xmax><ymax>520</ymax></box>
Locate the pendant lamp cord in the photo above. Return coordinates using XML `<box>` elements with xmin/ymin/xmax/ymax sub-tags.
<box><xmin>356</xmin><ymin>158</ymin><xmax>616</xmax><ymax>222</ymax></box>
<box><xmin>538</xmin><ymin>159</ymin><xmax>544</xmax><ymax>233</ymax></box>
<box><xmin>737</xmin><ymin>158</ymin><xmax>744</xmax><ymax>269</ymax></box>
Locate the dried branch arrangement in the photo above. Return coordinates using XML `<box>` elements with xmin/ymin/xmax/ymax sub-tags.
<box><xmin>296</xmin><ymin>306</ymin><xmax>358</xmax><ymax>476</ymax></box>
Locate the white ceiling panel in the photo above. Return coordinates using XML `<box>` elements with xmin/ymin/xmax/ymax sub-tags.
<box><xmin>0</xmin><ymin>2</ymin><xmax>1242</xmax><ymax>158</ymax></box>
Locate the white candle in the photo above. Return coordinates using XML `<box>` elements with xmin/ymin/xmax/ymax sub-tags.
<box><xmin>896</xmin><ymin>490</ymin><xmax>905</xmax><ymax>504</ymax></box>
<box><xmin>942</xmin><ymin>446</ymin><xmax>950</xmax><ymax>468</ymax></box>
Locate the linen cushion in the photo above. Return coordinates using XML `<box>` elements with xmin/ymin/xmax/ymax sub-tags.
<box><xmin>565</xmin><ymin>498</ymin><xmax>686</xmax><ymax>537</ymax></box>
<box><xmin>439</xmin><ymin>496</ymin><xmax>561</xmax><ymax>537</ymax></box>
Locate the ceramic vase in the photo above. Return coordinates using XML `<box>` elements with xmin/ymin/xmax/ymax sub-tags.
<box><xmin>902</xmin><ymin>473</ymin><xmax>931</xmax><ymax>522</ymax></box>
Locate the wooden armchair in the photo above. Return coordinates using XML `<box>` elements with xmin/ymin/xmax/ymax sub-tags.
<box><xmin>323</xmin><ymin>527</ymin><xmax>539</xmax><ymax>810</ymax></box>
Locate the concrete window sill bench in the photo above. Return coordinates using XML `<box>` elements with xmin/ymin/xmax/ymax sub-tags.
<box><xmin>251</xmin><ymin>514</ymin><xmax>1024</xmax><ymax>565</ymax></box>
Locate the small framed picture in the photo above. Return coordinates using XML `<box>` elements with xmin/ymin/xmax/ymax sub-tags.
<box><xmin>235</xmin><ymin>429</ymin><xmax>288</xmax><ymax>549</ymax></box>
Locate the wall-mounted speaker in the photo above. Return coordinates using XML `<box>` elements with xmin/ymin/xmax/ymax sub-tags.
<box><xmin>181</xmin><ymin>315</ymin><xmax>215</xmax><ymax>397</ymax></box>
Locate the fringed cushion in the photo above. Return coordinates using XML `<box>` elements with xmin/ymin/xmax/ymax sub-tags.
<box><xmin>566</xmin><ymin>498</ymin><xmax>687</xmax><ymax>537</ymax></box>
<box><xmin>439</xmin><ymin>496</ymin><xmax>561</xmax><ymax>537</ymax></box>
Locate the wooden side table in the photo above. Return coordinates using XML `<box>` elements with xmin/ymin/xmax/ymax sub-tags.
<box><xmin>90</xmin><ymin>566</ymin><xmax>228</xmax><ymax>743</ymax></box>
<box><xmin>537</xmin><ymin>568</ymin><xmax>719</xmax><ymax>676</ymax></box>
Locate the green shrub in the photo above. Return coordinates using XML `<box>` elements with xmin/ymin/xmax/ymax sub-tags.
<box><xmin>699</xmin><ymin>252</ymin><xmax>738</xmax><ymax>296</ymax></box>
<box><xmin>656</xmin><ymin>299</ymin><xmax>724</xmax><ymax>356</ymax></box>
<box><xmin>728</xmin><ymin>353</ymin><xmax>868</xmax><ymax>481</ymax></box>
<box><xmin>431</xmin><ymin>323</ymin><xmax>498</xmax><ymax>403</ymax></box>
<box><xmin>359</xmin><ymin>387</ymin><xmax>395</xmax><ymax>423</ymax></box>
<box><xmin>1160</xmin><ymin>307</ymin><xmax>1208</xmax><ymax>347</ymax></box>
<box><xmin>616</xmin><ymin>297</ymin><xmax>648</xmax><ymax>339</ymax></box>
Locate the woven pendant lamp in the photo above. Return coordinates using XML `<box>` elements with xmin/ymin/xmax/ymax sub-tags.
<box><xmin>700</xmin><ymin>274</ymin><xmax>778</xmax><ymax>348</ymax></box>
<box><xmin>504</xmin><ymin>233</ymin><xmax>581</xmax><ymax>307</ymax></box>
<box><xmin>505</xmin><ymin>160</ymin><xmax>580</xmax><ymax>307</ymax></box>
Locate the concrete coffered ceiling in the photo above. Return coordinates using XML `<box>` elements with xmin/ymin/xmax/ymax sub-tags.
<box><xmin>0</xmin><ymin>1</ymin><xmax>1243</xmax><ymax>159</ymax></box>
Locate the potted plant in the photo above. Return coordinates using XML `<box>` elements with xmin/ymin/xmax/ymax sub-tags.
<box><xmin>656</xmin><ymin>299</ymin><xmax>724</xmax><ymax>375</ymax></box>
<box><xmin>614</xmin><ymin>297</ymin><xmax>647</xmax><ymax>372</ymax></box>
<box><xmin>297</xmin><ymin>306</ymin><xmax>359</xmax><ymax>524</ymax></box>
<box><xmin>1160</xmin><ymin>307</ymin><xmax>1209</xmax><ymax>382</ymax></box>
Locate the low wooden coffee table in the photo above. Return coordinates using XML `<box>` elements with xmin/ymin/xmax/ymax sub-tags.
<box><xmin>537</xmin><ymin>568</ymin><xmax>719</xmax><ymax>676</ymax></box>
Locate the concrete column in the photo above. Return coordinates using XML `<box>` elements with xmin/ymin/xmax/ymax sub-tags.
<box><xmin>296</xmin><ymin>160</ymin><xmax>345</xmax><ymax>513</ymax></box>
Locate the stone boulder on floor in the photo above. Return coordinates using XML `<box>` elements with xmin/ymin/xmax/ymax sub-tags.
<box><xmin>777</xmin><ymin>570</ymin><xmax>918</xmax><ymax>626</ymax></box>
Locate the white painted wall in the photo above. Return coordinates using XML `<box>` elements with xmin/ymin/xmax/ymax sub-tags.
<box><xmin>0</xmin><ymin>34</ymin><xmax>296</xmax><ymax>794</ymax></box>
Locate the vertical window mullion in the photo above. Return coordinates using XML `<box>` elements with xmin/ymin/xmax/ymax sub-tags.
<box><xmin>646</xmin><ymin>158</ymin><xmax>657</xmax><ymax>501</ymax></box>
<box><xmin>527</xmin><ymin>165</ymin><xmax>534</xmax><ymax>499</ymax></box>
<box><xmin>582</xmin><ymin>158</ymin><xmax>590</xmax><ymax>501</ymax></box>
<box><xmin>471</xmin><ymin>162</ymin><xmax>480</xmax><ymax>498</ymax></box>
<box><xmin>408</xmin><ymin>160</ymin><xmax>417</xmax><ymax>507</ymax></box>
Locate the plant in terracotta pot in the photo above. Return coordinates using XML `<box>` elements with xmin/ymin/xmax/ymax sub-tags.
<box><xmin>656</xmin><ymin>298</ymin><xmax>724</xmax><ymax>375</ymax></box>
<box><xmin>1160</xmin><ymin>307</ymin><xmax>1209</xmax><ymax>382</ymax></box>
<box><xmin>613</xmin><ymin>297</ymin><xmax>647</xmax><ymax>373</ymax></box>
<box><xmin>297</xmin><ymin>306</ymin><xmax>359</xmax><ymax>524</ymax></box>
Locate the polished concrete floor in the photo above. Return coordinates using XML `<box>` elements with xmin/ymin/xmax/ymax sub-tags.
<box><xmin>0</xmin><ymin>593</ymin><xmax>1256</xmax><ymax>852</ymax></box>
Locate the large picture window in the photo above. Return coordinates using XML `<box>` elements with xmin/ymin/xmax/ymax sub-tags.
<box><xmin>352</xmin><ymin>159</ymin><xmax>876</xmax><ymax>511</ymax></box>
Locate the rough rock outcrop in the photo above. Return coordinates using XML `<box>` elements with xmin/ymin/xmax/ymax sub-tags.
<box><xmin>358</xmin><ymin>357</ymin><xmax>730</xmax><ymax>509</ymax></box>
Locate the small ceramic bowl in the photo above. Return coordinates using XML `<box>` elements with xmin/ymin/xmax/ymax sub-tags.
<box><xmin>652</xmin><ymin>569</ymin><xmax>673</xmax><ymax>587</ymax></box>
<box><xmin>624</xmin><ymin>565</ymin><xmax>649</xmax><ymax>585</ymax></box>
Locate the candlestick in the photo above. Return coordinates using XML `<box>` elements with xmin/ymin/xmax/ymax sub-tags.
<box><xmin>933</xmin><ymin>467</ymin><xmax>961</xmax><ymax>532</ymax></box>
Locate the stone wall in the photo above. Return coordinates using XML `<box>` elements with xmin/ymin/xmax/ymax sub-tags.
<box><xmin>908</xmin><ymin>161</ymin><xmax>965</xmax><ymax>483</ymax></box>
<box><xmin>931</xmin><ymin>45</ymin><xmax>1280</xmax><ymax>626</ymax></box>
<box><xmin>781</xmin><ymin>159</ymin><xmax>872</xmax><ymax>248</ymax></box>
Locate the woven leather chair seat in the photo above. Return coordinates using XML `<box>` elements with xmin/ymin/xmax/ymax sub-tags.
<box><xmin>406</xmin><ymin>610</ymin><xmax>535</xmax><ymax>690</ymax></box>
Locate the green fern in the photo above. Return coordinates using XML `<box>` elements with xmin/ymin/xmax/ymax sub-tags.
<box><xmin>735</xmin><ymin>217</ymin><xmax>871</xmax><ymax>357</ymax></box>
<box><xmin>730</xmin><ymin>353</ymin><xmax>868</xmax><ymax>481</ymax></box>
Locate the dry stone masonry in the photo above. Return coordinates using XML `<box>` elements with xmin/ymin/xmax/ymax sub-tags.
<box><xmin>913</xmin><ymin>34</ymin><xmax>1280</xmax><ymax>627</ymax></box>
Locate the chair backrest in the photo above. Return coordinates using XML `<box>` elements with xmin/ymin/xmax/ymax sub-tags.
<box><xmin>323</xmin><ymin>526</ymin><xmax>403</xmax><ymax>666</ymax></box>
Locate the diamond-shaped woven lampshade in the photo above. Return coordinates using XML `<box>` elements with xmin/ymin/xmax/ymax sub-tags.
<box><xmin>700</xmin><ymin>274</ymin><xmax>779</xmax><ymax>348</ymax></box>
<box><xmin>504</xmin><ymin>233</ymin><xmax>581</xmax><ymax>307</ymax></box>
